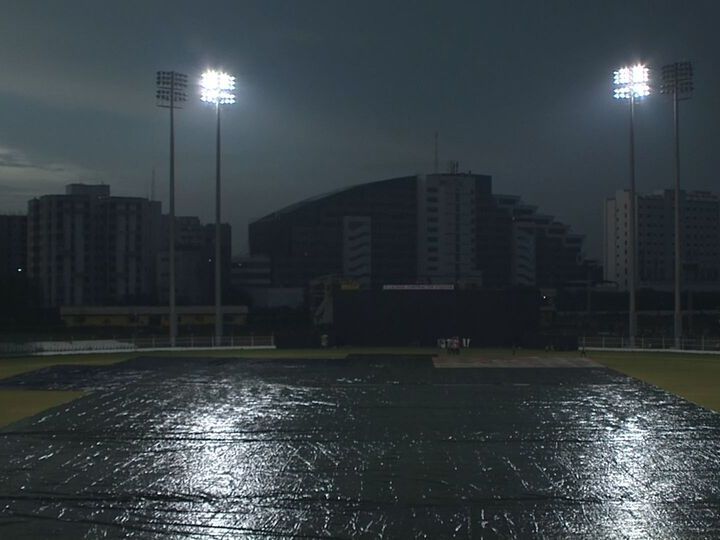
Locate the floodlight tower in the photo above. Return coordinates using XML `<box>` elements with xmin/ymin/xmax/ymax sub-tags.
<box><xmin>200</xmin><ymin>70</ymin><xmax>236</xmax><ymax>344</ymax></box>
<box><xmin>613</xmin><ymin>64</ymin><xmax>650</xmax><ymax>348</ymax></box>
<box><xmin>661</xmin><ymin>62</ymin><xmax>693</xmax><ymax>349</ymax></box>
<box><xmin>156</xmin><ymin>71</ymin><xmax>188</xmax><ymax>347</ymax></box>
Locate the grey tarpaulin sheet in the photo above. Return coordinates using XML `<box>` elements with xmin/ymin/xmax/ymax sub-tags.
<box><xmin>0</xmin><ymin>355</ymin><xmax>719</xmax><ymax>538</ymax></box>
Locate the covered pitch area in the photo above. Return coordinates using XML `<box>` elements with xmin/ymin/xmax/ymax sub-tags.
<box><xmin>0</xmin><ymin>352</ymin><xmax>719</xmax><ymax>537</ymax></box>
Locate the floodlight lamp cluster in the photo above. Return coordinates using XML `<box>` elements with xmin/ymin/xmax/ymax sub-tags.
<box><xmin>613</xmin><ymin>64</ymin><xmax>650</xmax><ymax>100</ymax></box>
<box><xmin>200</xmin><ymin>70</ymin><xmax>236</xmax><ymax>105</ymax></box>
<box><xmin>156</xmin><ymin>71</ymin><xmax>188</xmax><ymax>107</ymax></box>
<box><xmin>660</xmin><ymin>62</ymin><xmax>694</xmax><ymax>96</ymax></box>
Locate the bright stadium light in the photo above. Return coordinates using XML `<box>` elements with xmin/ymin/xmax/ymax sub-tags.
<box><xmin>613</xmin><ymin>64</ymin><xmax>651</xmax><ymax>99</ymax></box>
<box><xmin>200</xmin><ymin>70</ymin><xmax>236</xmax><ymax>105</ymax></box>
<box><xmin>200</xmin><ymin>69</ymin><xmax>236</xmax><ymax>344</ymax></box>
<box><xmin>612</xmin><ymin>63</ymin><xmax>649</xmax><ymax>348</ymax></box>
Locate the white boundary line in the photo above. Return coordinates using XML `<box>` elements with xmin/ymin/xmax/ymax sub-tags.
<box><xmin>2</xmin><ymin>345</ymin><xmax>277</xmax><ymax>357</ymax></box>
<box><xmin>583</xmin><ymin>347</ymin><xmax>720</xmax><ymax>356</ymax></box>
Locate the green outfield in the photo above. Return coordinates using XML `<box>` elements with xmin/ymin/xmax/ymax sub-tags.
<box><xmin>591</xmin><ymin>350</ymin><xmax>720</xmax><ymax>412</ymax></box>
<box><xmin>1</xmin><ymin>348</ymin><xmax>718</xmax><ymax>427</ymax></box>
<box><xmin>0</xmin><ymin>390</ymin><xmax>85</xmax><ymax>427</ymax></box>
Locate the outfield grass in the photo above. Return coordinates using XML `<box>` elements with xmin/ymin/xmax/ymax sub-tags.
<box><xmin>0</xmin><ymin>390</ymin><xmax>85</xmax><ymax>427</ymax></box>
<box><xmin>0</xmin><ymin>347</ymin><xmax>717</xmax><ymax>427</ymax></box>
<box><xmin>0</xmin><ymin>353</ymin><xmax>136</xmax><ymax>380</ymax></box>
<box><xmin>0</xmin><ymin>354</ymin><xmax>133</xmax><ymax>427</ymax></box>
<box><xmin>591</xmin><ymin>351</ymin><xmax>720</xmax><ymax>412</ymax></box>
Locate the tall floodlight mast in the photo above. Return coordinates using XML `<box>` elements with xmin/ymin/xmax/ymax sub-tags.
<box><xmin>156</xmin><ymin>71</ymin><xmax>188</xmax><ymax>347</ymax></box>
<box><xmin>200</xmin><ymin>70</ymin><xmax>236</xmax><ymax>344</ymax></box>
<box><xmin>613</xmin><ymin>64</ymin><xmax>650</xmax><ymax>348</ymax></box>
<box><xmin>661</xmin><ymin>62</ymin><xmax>693</xmax><ymax>349</ymax></box>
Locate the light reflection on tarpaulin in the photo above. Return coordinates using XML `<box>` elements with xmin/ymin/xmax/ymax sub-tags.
<box><xmin>577</xmin><ymin>404</ymin><xmax>720</xmax><ymax>538</ymax></box>
<box><xmin>151</xmin><ymin>385</ymin><xmax>298</xmax><ymax>536</ymax></box>
<box><xmin>0</xmin><ymin>356</ymin><xmax>718</xmax><ymax>537</ymax></box>
<box><xmin>598</xmin><ymin>416</ymin><xmax>661</xmax><ymax>536</ymax></box>
<box><xmin>145</xmin><ymin>381</ymin><xmax>347</xmax><ymax>536</ymax></box>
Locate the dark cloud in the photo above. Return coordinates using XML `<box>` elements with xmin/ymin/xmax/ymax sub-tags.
<box><xmin>1</xmin><ymin>0</ymin><xmax>719</xmax><ymax>257</ymax></box>
<box><xmin>0</xmin><ymin>154</ymin><xmax>33</xmax><ymax>169</ymax></box>
<box><xmin>0</xmin><ymin>147</ymin><xmax>67</xmax><ymax>172</ymax></box>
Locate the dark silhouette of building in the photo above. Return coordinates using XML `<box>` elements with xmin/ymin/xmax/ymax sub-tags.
<box><xmin>27</xmin><ymin>184</ymin><xmax>161</xmax><ymax>307</ymax></box>
<box><xmin>156</xmin><ymin>216</ymin><xmax>232</xmax><ymax>305</ymax></box>
<box><xmin>249</xmin><ymin>173</ymin><xmax>586</xmax><ymax>288</ymax></box>
<box><xmin>0</xmin><ymin>214</ymin><xmax>27</xmax><ymax>278</ymax></box>
<box><xmin>0</xmin><ymin>214</ymin><xmax>37</xmax><ymax>323</ymax></box>
<box><xmin>251</xmin><ymin>176</ymin><xmax>418</xmax><ymax>287</ymax></box>
<box><xmin>605</xmin><ymin>189</ymin><xmax>720</xmax><ymax>290</ymax></box>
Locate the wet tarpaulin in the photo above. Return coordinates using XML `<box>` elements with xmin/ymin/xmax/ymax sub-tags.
<box><xmin>0</xmin><ymin>355</ymin><xmax>719</xmax><ymax>538</ymax></box>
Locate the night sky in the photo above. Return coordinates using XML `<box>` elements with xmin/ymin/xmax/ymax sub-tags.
<box><xmin>1</xmin><ymin>0</ymin><xmax>719</xmax><ymax>258</ymax></box>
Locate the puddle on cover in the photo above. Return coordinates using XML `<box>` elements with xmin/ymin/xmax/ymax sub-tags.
<box><xmin>0</xmin><ymin>356</ymin><xmax>719</xmax><ymax>538</ymax></box>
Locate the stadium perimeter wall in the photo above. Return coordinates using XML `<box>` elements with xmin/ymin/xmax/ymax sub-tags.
<box><xmin>332</xmin><ymin>289</ymin><xmax>542</xmax><ymax>347</ymax></box>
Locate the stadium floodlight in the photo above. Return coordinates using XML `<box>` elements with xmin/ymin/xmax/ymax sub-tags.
<box><xmin>156</xmin><ymin>71</ymin><xmax>188</xmax><ymax>347</ymax></box>
<box><xmin>612</xmin><ymin>63</ymin><xmax>650</xmax><ymax>348</ymax></box>
<box><xmin>661</xmin><ymin>61</ymin><xmax>694</xmax><ymax>349</ymax></box>
<box><xmin>200</xmin><ymin>70</ymin><xmax>236</xmax><ymax>105</ymax></box>
<box><xmin>660</xmin><ymin>62</ymin><xmax>694</xmax><ymax>97</ymax></box>
<box><xmin>613</xmin><ymin>64</ymin><xmax>651</xmax><ymax>100</ymax></box>
<box><xmin>156</xmin><ymin>71</ymin><xmax>188</xmax><ymax>108</ymax></box>
<box><xmin>200</xmin><ymin>69</ymin><xmax>236</xmax><ymax>344</ymax></box>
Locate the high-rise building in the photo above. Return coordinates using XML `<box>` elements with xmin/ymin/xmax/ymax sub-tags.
<box><xmin>416</xmin><ymin>174</ymin><xmax>485</xmax><ymax>285</ymax></box>
<box><xmin>231</xmin><ymin>255</ymin><xmax>272</xmax><ymax>289</ymax></box>
<box><xmin>250</xmin><ymin>176</ymin><xmax>418</xmax><ymax>287</ymax></box>
<box><xmin>27</xmin><ymin>184</ymin><xmax>161</xmax><ymax>307</ymax></box>
<box><xmin>0</xmin><ymin>214</ymin><xmax>34</xmax><ymax>320</ymax></box>
<box><xmin>156</xmin><ymin>216</ymin><xmax>231</xmax><ymax>305</ymax></box>
<box><xmin>0</xmin><ymin>214</ymin><xmax>27</xmax><ymax>278</ymax></box>
<box><xmin>249</xmin><ymin>173</ymin><xmax>586</xmax><ymax>289</ymax></box>
<box><xmin>604</xmin><ymin>189</ymin><xmax>720</xmax><ymax>290</ymax></box>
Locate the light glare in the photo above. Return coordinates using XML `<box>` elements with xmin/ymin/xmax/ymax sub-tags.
<box><xmin>613</xmin><ymin>64</ymin><xmax>650</xmax><ymax>100</ymax></box>
<box><xmin>200</xmin><ymin>70</ymin><xmax>236</xmax><ymax>105</ymax></box>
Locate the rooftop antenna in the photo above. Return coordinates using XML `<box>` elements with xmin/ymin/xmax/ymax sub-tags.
<box><xmin>433</xmin><ymin>131</ymin><xmax>439</xmax><ymax>173</ymax></box>
<box><xmin>150</xmin><ymin>167</ymin><xmax>156</xmax><ymax>201</ymax></box>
